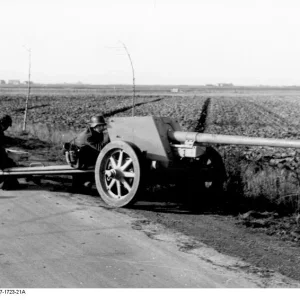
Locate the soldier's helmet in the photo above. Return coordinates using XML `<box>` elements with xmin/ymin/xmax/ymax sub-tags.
<box><xmin>0</xmin><ymin>115</ymin><xmax>12</xmax><ymax>128</ymax></box>
<box><xmin>90</xmin><ymin>115</ymin><xmax>106</xmax><ymax>127</ymax></box>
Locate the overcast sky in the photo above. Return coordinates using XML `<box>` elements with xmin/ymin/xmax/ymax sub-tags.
<box><xmin>0</xmin><ymin>0</ymin><xmax>299</xmax><ymax>85</ymax></box>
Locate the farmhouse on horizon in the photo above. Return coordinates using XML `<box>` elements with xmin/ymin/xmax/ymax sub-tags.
<box><xmin>8</xmin><ymin>80</ymin><xmax>21</xmax><ymax>85</ymax></box>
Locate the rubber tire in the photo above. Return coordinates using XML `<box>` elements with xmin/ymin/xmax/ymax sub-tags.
<box><xmin>183</xmin><ymin>146</ymin><xmax>227</xmax><ymax>210</ymax></box>
<box><xmin>199</xmin><ymin>146</ymin><xmax>226</xmax><ymax>191</ymax></box>
<box><xmin>95</xmin><ymin>141</ymin><xmax>143</xmax><ymax>208</ymax></box>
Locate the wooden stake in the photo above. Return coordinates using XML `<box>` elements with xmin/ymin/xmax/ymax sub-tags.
<box><xmin>23</xmin><ymin>47</ymin><xmax>31</xmax><ymax>131</ymax></box>
<box><xmin>120</xmin><ymin>41</ymin><xmax>136</xmax><ymax>117</ymax></box>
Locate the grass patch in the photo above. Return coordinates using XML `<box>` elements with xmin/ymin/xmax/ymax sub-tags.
<box><xmin>9</xmin><ymin>122</ymin><xmax>78</xmax><ymax>145</ymax></box>
<box><xmin>220</xmin><ymin>147</ymin><xmax>300</xmax><ymax>214</ymax></box>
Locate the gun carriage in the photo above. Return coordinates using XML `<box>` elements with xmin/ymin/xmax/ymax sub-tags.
<box><xmin>2</xmin><ymin>116</ymin><xmax>300</xmax><ymax>208</ymax></box>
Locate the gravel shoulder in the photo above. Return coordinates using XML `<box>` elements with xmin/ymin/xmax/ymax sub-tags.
<box><xmin>125</xmin><ymin>198</ymin><xmax>300</xmax><ymax>282</ymax></box>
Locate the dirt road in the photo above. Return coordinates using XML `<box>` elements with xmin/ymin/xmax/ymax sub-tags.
<box><xmin>0</xmin><ymin>181</ymin><xmax>299</xmax><ymax>288</ymax></box>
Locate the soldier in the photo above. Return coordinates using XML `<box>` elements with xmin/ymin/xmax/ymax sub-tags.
<box><xmin>0</xmin><ymin>115</ymin><xmax>14</xmax><ymax>169</ymax></box>
<box><xmin>74</xmin><ymin>115</ymin><xmax>109</xmax><ymax>168</ymax></box>
<box><xmin>0</xmin><ymin>115</ymin><xmax>12</xmax><ymax>139</ymax></box>
<box><xmin>0</xmin><ymin>115</ymin><xmax>20</xmax><ymax>189</ymax></box>
<box><xmin>71</xmin><ymin>115</ymin><xmax>110</xmax><ymax>189</ymax></box>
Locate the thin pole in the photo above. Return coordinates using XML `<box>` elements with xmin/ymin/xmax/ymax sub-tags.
<box><xmin>23</xmin><ymin>47</ymin><xmax>31</xmax><ymax>131</ymax></box>
<box><xmin>120</xmin><ymin>41</ymin><xmax>135</xmax><ymax>116</ymax></box>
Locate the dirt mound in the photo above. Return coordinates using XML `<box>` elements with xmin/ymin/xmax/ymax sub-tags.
<box><xmin>238</xmin><ymin>210</ymin><xmax>300</xmax><ymax>243</ymax></box>
<box><xmin>5</xmin><ymin>133</ymin><xmax>65</xmax><ymax>165</ymax></box>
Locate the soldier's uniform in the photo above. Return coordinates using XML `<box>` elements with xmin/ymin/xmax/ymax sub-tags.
<box><xmin>74</xmin><ymin>126</ymin><xmax>109</xmax><ymax>167</ymax></box>
<box><xmin>70</xmin><ymin>115</ymin><xmax>109</xmax><ymax>190</ymax></box>
<box><xmin>0</xmin><ymin>115</ymin><xmax>19</xmax><ymax>189</ymax></box>
<box><xmin>0</xmin><ymin>115</ymin><xmax>15</xmax><ymax>170</ymax></box>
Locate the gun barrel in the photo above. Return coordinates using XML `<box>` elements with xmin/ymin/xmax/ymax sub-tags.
<box><xmin>168</xmin><ymin>131</ymin><xmax>300</xmax><ymax>148</ymax></box>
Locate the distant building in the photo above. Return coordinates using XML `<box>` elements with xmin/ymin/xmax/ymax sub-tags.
<box><xmin>171</xmin><ymin>88</ymin><xmax>179</xmax><ymax>93</ymax></box>
<box><xmin>205</xmin><ymin>84</ymin><xmax>216</xmax><ymax>87</ymax></box>
<box><xmin>23</xmin><ymin>81</ymin><xmax>34</xmax><ymax>85</ymax></box>
<box><xmin>218</xmin><ymin>83</ymin><xmax>234</xmax><ymax>87</ymax></box>
<box><xmin>0</xmin><ymin>80</ymin><xmax>6</xmax><ymax>84</ymax></box>
<box><xmin>8</xmin><ymin>80</ymin><xmax>21</xmax><ymax>85</ymax></box>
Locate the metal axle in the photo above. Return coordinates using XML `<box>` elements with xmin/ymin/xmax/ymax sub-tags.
<box><xmin>0</xmin><ymin>165</ymin><xmax>94</xmax><ymax>177</ymax></box>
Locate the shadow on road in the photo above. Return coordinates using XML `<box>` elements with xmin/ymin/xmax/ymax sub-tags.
<box><xmin>3</xmin><ymin>177</ymin><xmax>236</xmax><ymax>216</ymax></box>
<box><xmin>0</xmin><ymin>196</ymin><xmax>16</xmax><ymax>199</ymax></box>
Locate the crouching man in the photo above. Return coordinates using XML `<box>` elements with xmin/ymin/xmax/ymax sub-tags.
<box><xmin>74</xmin><ymin>115</ymin><xmax>109</xmax><ymax>168</ymax></box>
<box><xmin>0</xmin><ymin>115</ymin><xmax>20</xmax><ymax>190</ymax></box>
<box><xmin>69</xmin><ymin>115</ymin><xmax>110</xmax><ymax>190</ymax></box>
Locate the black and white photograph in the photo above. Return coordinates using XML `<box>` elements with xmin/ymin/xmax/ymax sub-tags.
<box><xmin>1</xmin><ymin>0</ymin><xmax>300</xmax><ymax>294</ymax></box>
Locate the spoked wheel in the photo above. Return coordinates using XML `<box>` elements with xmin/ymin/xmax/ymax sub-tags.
<box><xmin>95</xmin><ymin>141</ymin><xmax>143</xmax><ymax>208</ymax></box>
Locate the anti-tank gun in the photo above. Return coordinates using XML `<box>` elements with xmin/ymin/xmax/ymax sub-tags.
<box><xmin>93</xmin><ymin>116</ymin><xmax>300</xmax><ymax>207</ymax></box>
<box><xmin>3</xmin><ymin>116</ymin><xmax>300</xmax><ymax>208</ymax></box>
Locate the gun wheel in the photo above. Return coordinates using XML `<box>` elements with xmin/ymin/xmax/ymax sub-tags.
<box><xmin>181</xmin><ymin>147</ymin><xmax>226</xmax><ymax>210</ymax></box>
<box><xmin>95</xmin><ymin>141</ymin><xmax>143</xmax><ymax>208</ymax></box>
<box><xmin>199</xmin><ymin>147</ymin><xmax>226</xmax><ymax>192</ymax></box>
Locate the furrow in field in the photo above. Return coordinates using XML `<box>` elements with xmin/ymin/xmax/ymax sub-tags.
<box><xmin>194</xmin><ymin>97</ymin><xmax>211</xmax><ymax>133</ymax></box>
<box><xmin>247</xmin><ymin>95</ymin><xmax>300</xmax><ymax>129</ymax></box>
<box><xmin>108</xmin><ymin>95</ymin><xmax>207</xmax><ymax>132</ymax></box>
<box><xmin>205</xmin><ymin>96</ymin><xmax>298</xmax><ymax>138</ymax></box>
<box><xmin>236</xmin><ymin>100</ymin><xmax>291</xmax><ymax>135</ymax></box>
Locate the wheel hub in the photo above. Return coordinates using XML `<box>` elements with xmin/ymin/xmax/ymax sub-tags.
<box><xmin>105</xmin><ymin>168</ymin><xmax>124</xmax><ymax>181</ymax></box>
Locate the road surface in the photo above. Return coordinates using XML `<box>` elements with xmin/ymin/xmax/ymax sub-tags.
<box><xmin>0</xmin><ymin>180</ymin><xmax>299</xmax><ymax>288</ymax></box>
